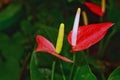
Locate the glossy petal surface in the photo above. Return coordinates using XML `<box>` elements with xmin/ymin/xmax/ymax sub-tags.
<box><xmin>36</xmin><ymin>35</ymin><xmax>55</xmax><ymax>53</ymax></box>
<box><xmin>50</xmin><ymin>51</ymin><xmax>73</xmax><ymax>63</ymax></box>
<box><xmin>36</xmin><ymin>35</ymin><xmax>73</xmax><ymax>63</ymax></box>
<box><xmin>68</xmin><ymin>22</ymin><xmax>113</xmax><ymax>52</ymax></box>
<box><xmin>84</xmin><ymin>2</ymin><xmax>103</xmax><ymax>17</ymax></box>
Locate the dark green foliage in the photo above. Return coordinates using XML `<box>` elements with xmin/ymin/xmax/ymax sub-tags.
<box><xmin>0</xmin><ymin>0</ymin><xmax>120</xmax><ymax>80</ymax></box>
<box><xmin>0</xmin><ymin>3</ymin><xmax>23</xmax><ymax>31</ymax></box>
<box><xmin>108</xmin><ymin>67</ymin><xmax>120</xmax><ymax>80</ymax></box>
<box><xmin>74</xmin><ymin>65</ymin><xmax>97</xmax><ymax>80</ymax></box>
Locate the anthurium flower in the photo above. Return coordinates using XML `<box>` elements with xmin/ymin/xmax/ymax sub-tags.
<box><xmin>84</xmin><ymin>1</ymin><xmax>105</xmax><ymax>17</ymax></box>
<box><xmin>36</xmin><ymin>23</ymin><xmax>73</xmax><ymax>63</ymax></box>
<box><xmin>67</xmin><ymin>8</ymin><xmax>113</xmax><ymax>52</ymax></box>
<box><xmin>68</xmin><ymin>22</ymin><xmax>113</xmax><ymax>52</ymax></box>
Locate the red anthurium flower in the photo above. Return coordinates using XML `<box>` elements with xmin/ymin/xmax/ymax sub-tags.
<box><xmin>68</xmin><ymin>22</ymin><xmax>113</xmax><ymax>52</ymax></box>
<box><xmin>84</xmin><ymin>2</ymin><xmax>104</xmax><ymax>17</ymax></box>
<box><xmin>36</xmin><ymin>35</ymin><xmax>73</xmax><ymax>63</ymax></box>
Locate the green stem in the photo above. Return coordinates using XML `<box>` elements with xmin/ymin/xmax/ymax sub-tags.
<box><xmin>51</xmin><ymin>61</ymin><xmax>56</xmax><ymax>80</ymax></box>
<box><xmin>100</xmin><ymin>70</ymin><xmax>106</xmax><ymax>80</ymax></box>
<box><xmin>30</xmin><ymin>51</ymin><xmax>38</xmax><ymax>80</ymax></box>
<box><xmin>60</xmin><ymin>62</ymin><xmax>66</xmax><ymax>80</ymax></box>
<box><xmin>69</xmin><ymin>53</ymin><xmax>76</xmax><ymax>80</ymax></box>
<box><xmin>19</xmin><ymin>52</ymin><xmax>31</xmax><ymax>80</ymax></box>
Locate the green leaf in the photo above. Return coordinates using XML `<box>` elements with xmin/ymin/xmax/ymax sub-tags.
<box><xmin>67</xmin><ymin>0</ymin><xmax>74</xmax><ymax>2</ymax></box>
<box><xmin>0</xmin><ymin>3</ymin><xmax>23</xmax><ymax>31</ymax></box>
<box><xmin>35</xmin><ymin>24</ymin><xmax>58</xmax><ymax>45</ymax></box>
<box><xmin>90</xmin><ymin>0</ymin><xmax>100</xmax><ymax>4</ymax></box>
<box><xmin>108</xmin><ymin>67</ymin><xmax>120</xmax><ymax>80</ymax></box>
<box><xmin>78</xmin><ymin>0</ymin><xmax>86</xmax><ymax>4</ymax></box>
<box><xmin>21</xmin><ymin>20</ymin><xmax>35</xmax><ymax>35</ymax></box>
<box><xmin>35</xmin><ymin>23</ymin><xmax>73</xmax><ymax>68</ymax></box>
<box><xmin>74</xmin><ymin>65</ymin><xmax>97</xmax><ymax>80</ymax></box>
<box><xmin>34</xmin><ymin>24</ymin><xmax>74</xmax><ymax>79</ymax></box>
<box><xmin>0</xmin><ymin>32</ymin><xmax>24</xmax><ymax>60</ymax></box>
<box><xmin>30</xmin><ymin>51</ymin><xmax>62</xmax><ymax>80</ymax></box>
<box><xmin>0</xmin><ymin>33</ymin><xmax>24</xmax><ymax>80</ymax></box>
<box><xmin>30</xmin><ymin>51</ymin><xmax>49</xmax><ymax>80</ymax></box>
<box><xmin>0</xmin><ymin>58</ymin><xmax>20</xmax><ymax>80</ymax></box>
<box><xmin>0</xmin><ymin>33</ymin><xmax>10</xmax><ymax>50</ymax></box>
<box><xmin>12</xmin><ymin>32</ymin><xmax>25</xmax><ymax>44</ymax></box>
<box><xmin>2</xmin><ymin>43</ymin><xmax>24</xmax><ymax>60</ymax></box>
<box><xmin>106</xmin><ymin>0</ymin><xmax>120</xmax><ymax>22</ymax></box>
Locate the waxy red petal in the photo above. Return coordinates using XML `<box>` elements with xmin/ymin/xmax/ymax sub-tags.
<box><xmin>50</xmin><ymin>52</ymin><xmax>73</xmax><ymax>63</ymax></box>
<box><xmin>84</xmin><ymin>2</ymin><xmax>103</xmax><ymax>17</ymax></box>
<box><xmin>68</xmin><ymin>22</ymin><xmax>113</xmax><ymax>52</ymax></box>
<box><xmin>36</xmin><ymin>35</ymin><xmax>73</xmax><ymax>63</ymax></box>
<box><xmin>36</xmin><ymin>35</ymin><xmax>55</xmax><ymax>53</ymax></box>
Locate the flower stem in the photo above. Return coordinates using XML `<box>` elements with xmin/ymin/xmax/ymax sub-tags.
<box><xmin>60</xmin><ymin>62</ymin><xmax>66</xmax><ymax>80</ymax></box>
<box><xmin>100</xmin><ymin>70</ymin><xmax>106</xmax><ymax>80</ymax></box>
<box><xmin>19</xmin><ymin>52</ymin><xmax>31</xmax><ymax>80</ymax></box>
<box><xmin>51</xmin><ymin>61</ymin><xmax>56</xmax><ymax>80</ymax></box>
<box><xmin>69</xmin><ymin>53</ymin><xmax>76</xmax><ymax>80</ymax></box>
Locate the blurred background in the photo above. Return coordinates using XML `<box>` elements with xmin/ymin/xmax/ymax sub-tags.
<box><xmin>0</xmin><ymin>0</ymin><xmax>120</xmax><ymax>80</ymax></box>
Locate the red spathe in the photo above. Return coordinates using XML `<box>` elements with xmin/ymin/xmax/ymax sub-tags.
<box><xmin>68</xmin><ymin>22</ymin><xmax>113</xmax><ymax>52</ymax></box>
<box><xmin>84</xmin><ymin>2</ymin><xmax>103</xmax><ymax>17</ymax></box>
<box><xmin>36</xmin><ymin>35</ymin><xmax>73</xmax><ymax>63</ymax></box>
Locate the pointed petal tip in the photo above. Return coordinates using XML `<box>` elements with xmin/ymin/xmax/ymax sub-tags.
<box><xmin>83</xmin><ymin>2</ymin><xmax>90</xmax><ymax>6</ymax></box>
<box><xmin>111</xmin><ymin>22</ymin><xmax>115</xmax><ymax>26</ymax></box>
<box><xmin>35</xmin><ymin>35</ymin><xmax>56</xmax><ymax>53</ymax></box>
<box><xmin>84</xmin><ymin>2</ymin><xmax>104</xmax><ymax>17</ymax></box>
<box><xmin>70</xmin><ymin>60</ymin><xmax>74</xmax><ymax>63</ymax></box>
<box><xmin>36</xmin><ymin>35</ymin><xmax>39</xmax><ymax>40</ymax></box>
<box><xmin>36</xmin><ymin>35</ymin><xmax>41</xmax><ymax>38</ymax></box>
<box><xmin>105</xmin><ymin>22</ymin><xmax>114</xmax><ymax>27</ymax></box>
<box><xmin>36</xmin><ymin>35</ymin><xmax>43</xmax><ymax>42</ymax></box>
<box><xmin>51</xmin><ymin>52</ymin><xmax>73</xmax><ymax>63</ymax></box>
<box><xmin>66</xmin><ymin>59</ymin><xmax>74</xmax><ymax>63</ymax></box>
